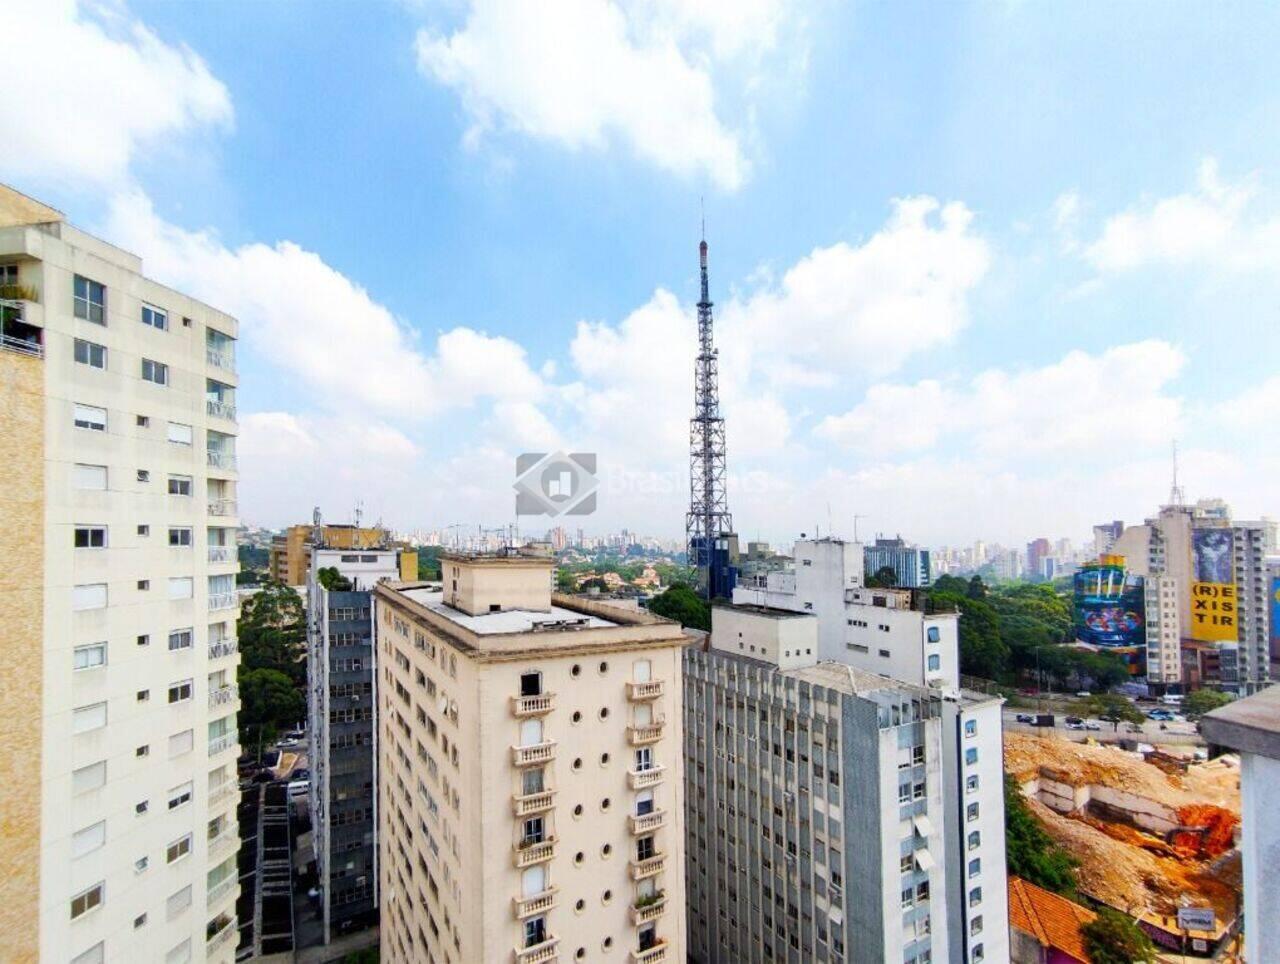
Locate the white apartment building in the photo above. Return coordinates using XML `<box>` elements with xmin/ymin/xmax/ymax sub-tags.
<box><xmin>374</xmin><ymin>548</ymin><xmax>688</xmax><ymax>964</ymax></box>
<box><xmin>734</xmin><ymin>537</ymin><xmax>1008</xmax><ymax>963</ymax></box>
<box><xmin>0</xmin><ymin>186</ymin><xmax>241</xmax><ymax>963</ymax></box>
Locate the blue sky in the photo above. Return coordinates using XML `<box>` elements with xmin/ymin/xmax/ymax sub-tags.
<box><xmin>6</xmin><ymin>1</ymin><xmax>1280</xmax><ymax>547</ymax></box>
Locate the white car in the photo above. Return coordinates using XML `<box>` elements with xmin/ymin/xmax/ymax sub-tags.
<box><xmin>1064</xmin><ymin>721</ymin><xmax>1086</xmax><ymax>731</ymax></box>
<box><xmin>276</xmin><ymin>738</ymin><xmax>300</xmax><ymax>749</ymax></box>
<box><xmin>287</xmin><ymin>779</ymin><xmax>309</xmax><ymax>797</ymax></box>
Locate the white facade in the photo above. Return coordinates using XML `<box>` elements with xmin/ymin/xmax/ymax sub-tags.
<box><xmin>730</xmin><ymin>537</ymin><xmax>1006</xmax><ymax>962</ymax></box>
<box><xmin>0</xmin><ymin>193</ymin><xmax>241</xmax><ymax>962</ymax></box>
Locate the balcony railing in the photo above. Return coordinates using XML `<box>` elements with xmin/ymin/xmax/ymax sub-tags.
<box><xmin>207</xmin><ymin>450</ymin><xmax>237</xmax><ymax>471</ymax></box>
<box><xmin>512</xmin><ymin>838</ymin><xmax>556</xmax><ymax>868</ymax></box>
<box><xmin>206</xmin><ymin>398</ymin><xmax>237</xmax><ymax>421</ymax></box>
<box><xmin>626</xmin><ymin>681</ymin><xmax>664</xmax><ymax>701</ymax></box>
<box><xmin>511</xmin><ymin>693</ymin><xmax>554</xmax><ymax>717</ymax></box>
<box><xmin>208</xmin><ymin>638</ymin><xmax>238</xmax><ymax>661</ymax></box>
<box><xmin>511</xmin><ymin>741</ymin><xmax>556</xmax><ymax>767</ymax></box>
<box><xmin>206</xmin><ymin>876</ymin><xmax>236</xmax><ymax>909</ymax></box>
<box><xmin>206</xmin><ymin>348</ymin><xmax>235</xmax><ymax>372</ymax></box>
<box><xmin>208</xmin><ymin>546</ymin><xmax>235</xmax><ymax>564</ymax></box>
<box><xmin>209</xmin><ymin>779</ymin><xmax>235</xmax><ymax>806</ymax></box>
<box><xmin>513</xmin><ymin>937</ymin><xmax>560</xmax><ymax>964</ymax></box>
<box><xmin>630</xmin><ymin>941</ymin><xmax>668</xmax><ymax>963</ymax></box>
<box><xmin>207</xmin><ymin>915</ymin><xmax>236</xmax><ymax>951</ymax></box>
<box><xmin>628</xmin><ymin>765</ymin><xmax>665</xmax><ymax>790</ymax></box>
<box><xmin>629</xmin><ymin>853</ymin><xmax>665</xmax><ymax>881</ymax></box>
<box><xmin>630</xmin><ymin>895</ymin><xmax>667</xmax><ymax>926</ymax></box>
<box><xmin>208</xmin><ymin>733</ymin><xmax>236</xmax><ymax>757</ymax></box>
<box><xmin>628</xmin><ymin>809</ymin><xmax>667</xmax><ymax>835</ymax></box>
<box><xmin>627</xmin><ymin>721</ymin><xmax>664</xmax><ymax>745</ymax></box>
<box><xmin>207</xmin><ymin>827</ymin><xmax>238</xmax><ymax>862</ymax></box>
<box><xmin>209</xmin><ymin>684</ymin><xmax>238</xmax><ymax>709</ymax></box>
<box><xmin>513</xmin><ymin>790</ymin><xmax>556</xmax><ymax>817</ymax></box>
<box><xmin>512</xmin><ymin>887</ymin><xmax>557</xmax><ymax>919</ymax></box>
<box><xmin>208</xmin><ymin>499</ymin><xmax>238</xmax><ymax>517</ymax></box>
<box><xmin>209</xmin><ymin>592</ymin><xmax>237</xmax><ymax>611</ymax></box>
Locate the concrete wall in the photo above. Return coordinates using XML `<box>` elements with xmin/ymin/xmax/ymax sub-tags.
<box><xmin>1240</xmin><ymin>752</ymin><xmax>1280</xmax><ymax>964</ymax></box>
<box><xmin>0</xmin><ymin>347</ymin><xmax>45</xmax><ymax>962</ymax></box>
<box><xmin>710</xmin><ymin>605</ymin><xmax>817</xmax><ymax>670</ymax></box>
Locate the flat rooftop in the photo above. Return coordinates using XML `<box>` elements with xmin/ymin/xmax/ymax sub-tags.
<box><xmin>785</xmin><ymin>659</ymin><xmax>932</xmax><ymax>699</ymax></box>
<box><xmin>1201</xmin><ymin>686</ymin><xmax>1280</xmax><ymax>759</ymax></box>
<box><xmin>714</xmin><ymin>602</ymin><xmax>815</xmax><ymax>619</ymax></box>
<box><xmin>399</xmin><ymin>587</ymin><xmax>618</xmax><ymax>635</ymax></box>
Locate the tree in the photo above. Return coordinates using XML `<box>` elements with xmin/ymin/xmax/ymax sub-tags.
<box><xmin>865</xmin><ymin>565</ymin><xmax>899</xmax><ymax>588</ymax></box>
<box><xmin>1183</xmin><ymin>689</ymin><xmax>1234</xmax><ymax>719</ymax></box>
<box><xmin>647</xmin><ymin>584</ymin><xmax>711</xmax><ymax>632</ymax></box>
<box><xmin>1004</xmin><ymin>774</ymin><xmax>1079</xmax><ymax>895</ymax></box>
<box><xmin>317</xmin><ymin>566</ymin><xmax>352</xmax><ymax>591</ymax></box>
<box><xmin>239</xmin><ymin>668</ymin><xmax>306</xmax><ymax>749</ymax></box>
<box><xmin>555</xmin><ymin>569</ymin><xmax>578</xmax><ymax>593</ymax></box>
<box><xmin>1071</xmin><ymin>694</ymin><xmax>1144</xmax><ymax>730</ymax></box>
<box><xmin>1082</xmin><ymin>907</ymin><xmax>1156</xmax><ymax>964</ymax></box>
<box><xmin>966</xmin><ymin>574</ymin><xmax>988</xmax><ymax>600</ymax></box>
<box><xmin>238</xmin><ymin>580</ymin><xmax>307</xmax><ymax>686</ymax></box>
<box><xmin>416</xmin><ymin>546</ymin><xmax>444</xmax><ymax>580</ymax></box>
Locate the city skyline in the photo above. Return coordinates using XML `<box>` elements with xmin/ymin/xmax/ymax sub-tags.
<box><xmin>5</xmin><ymin>2</ymin><xmax>1280</xmax><ymax>546</ymax></box>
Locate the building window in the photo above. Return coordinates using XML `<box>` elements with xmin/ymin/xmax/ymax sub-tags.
<box><xmin>166</xmin><ymin>421</ymin><xmax>193</xmax><ymax>445</ymax></box>
<box><xmin>72</xmin><ymin>702</ymin><xmax>108</xmax><ymax>734</ymax></box>
<box><xmin>73</xmin><ymin>642</ymin><xmax>107</xmax><ymax>671</ymax></box>
<box><xmin>968</xmin><ymin>830</ymin><xmax>981</xmax><ymax>850</ymax></box>
<box><xmin>165</xmin><ymin>834</ymin><xmax>191</xmax><ymax>863</ymax></box>
<box><xmin>141</xmin><ymin>358</ymin><xmax>168</xmax><ymax>385</ymax></box>
<box><xmin>72</xmin><ymin>761</ymin><xmax>107</xmax><ymax>794</ymax></box>
<box><xmin>970</xmin><ymin>915</ymin><xmax>983</xmax><ymax>935</ymax></box>
<box><xmin>73</xmin><ymin>275</ymin><xmax>106</xmax><ymax>324</ymax></box>
<box><xmin>167</xmin><ymin>679</ymin><xmax>193</xmax><ymax>704</ymax></box>
<box><xmin>74</xmin><ymin>338</ymin><xmax>106</xmax><ymax>369</ymax></box>
<box><xmin>520</xmin><ymin>671</ymin><xmax>542</xmax><ymax>697</ymax></box>
<box><xmin>972</xmin><ymin>945</ymin><xmax>984</xmax><ymax>962</ymax></box>
<box><xmin>964</xmin><ymin>719</ymin><xmax>977</xmax><ymax>737</ymax></box>
<box><xmin>168</xmin><ymin>629</ymin><xmax>193</xmax><ymax>651</ymax></box>
<box><xmin>167</xmin><ymin>577</ymin><xmax>193</xmax><ymax>600</ymax></box>
<box><xmin>927</xmin><ymin>654</ymin><xmax>941</xmax><ymax>672</ymax></box>
<box><xmin>524</xmin><ymin>916</ymin><xmax>547</xmax><ymax>949</ymax></box>
<box><xmin>70</xmin><ymin>881</ymin><xmax>104</xmax><ymax>919</ymax></box>
<box><xmin>969</xmin><ymin>886</ymin><xmax>982</xmax><ymax>907</ymax></box>
<box><xmin>926</xmin><ymin>626</ymin><xmax>940</xmax><ymax>642</ymax></box>
<box><xmin>71</xmin><ymin>820</ymin><xmax>107</xmax><ymax>858</ymax></box>
<box><xmin>965</xmin><ymin>747</ymin><xmax>978</xmax><ymax>765</ymax></box>
<box><xmin>168</xmin><ymin>527</ymin><xmax>192</xmax><ymax>547</ymax></box>
<box><xmin>634</xmin><ymin>747</ymin><xmax>654</xmax><ymax>772</ymax></box>
<box><xmin>165</xmin><ymin>885</ymin><xmax>191</xmax><ymax>920</ymax></box>
<box><xmin>967</xmin><ymin>802</ymin><xmax>979</xmax><ymax>822</ymax></box>
<box><xmin>141</xmin><ymin>304</ymin><xmax>168</xmax><ymax>330</ymax></box>
<box><xmin>73</xmin><ymin>463</ymin><xmax>108</xmax><ymax>490</ymax></box>
<box><xmin>966</xmin><ymin>774</ymin><xmax>979</xmax><ymax>793</ymax></box>
<box><xmin>71</xmin><ymin>943</ymin><xmax>104</xmax><ymax>964</ymax></box>
<box><xmin>167</xmin><ymin>475</ymin><xmax>192</xmax><ymax>495</ymax></box>
<box><xmin>74</xmin><ymin>525</ymin><xmax>107</xmax><ymax>548</ymax></box>
<box><xmin>968</xmin><ymin>858</ymin><xmax>981</xmax><ymax>878</ymax></box>
<box><xmin>73</xmin><ymin>403</ymin><xmax>107</xmax><ymax>431</ymax></box>
<box><xmin>167</xmin><ymin>782</ymin><xmax>193</xmax><ymax>810</ymax></box>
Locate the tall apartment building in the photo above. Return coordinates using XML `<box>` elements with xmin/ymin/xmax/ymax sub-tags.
<box><xmin>864</xmin><ymin>536</ymin><xmax>932</xmax><ymax>589</ymax></box>
<box><xmin>270</xmin><ymin>522</ymin><xmax>408</xmax><ymax>586</ymax></box>
<box><xmin>733</xmin><ymin>537</ymin><xmax>1008</xmax><ymax>962</ymax></box>
<box><xmin>0</xmin><ymin>185</ymin><xmax>241</xmax><ymax>962</ymax></box>
<box><xmin>305</xmin><ymin>542</ymin><xmax>415</xmax><ymax>942</ymax></box>
<box><xmin>375</xmin><ymin>548</ymin><xmax>688</xmax><ymax>964</ymax></box>
<box><xmin>1115</xmin><ymin>500</ymin><xmax>1274</xmax><ymax>695</ymax></box>
<box><xmin>684</xmin><ymin>605</ymin><xmax>1006</xmax><ymax>964</ymax></box>
<box><xmin>1025</xmin><ymin>538</ymin><xmax>1051</xmax><ymax>580</ymax></box>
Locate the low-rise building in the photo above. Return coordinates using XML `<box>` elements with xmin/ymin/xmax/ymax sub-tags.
<box><xmin>375</xmin><ymin>548</ymin><xmax>688</xmax><ymax>963</ymax></box>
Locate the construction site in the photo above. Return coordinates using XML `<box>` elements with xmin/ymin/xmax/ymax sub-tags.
<box><xmin>1005</xmin><ymin>732</ymin><xmax>1242</xmax><ymax>957</ymax></box>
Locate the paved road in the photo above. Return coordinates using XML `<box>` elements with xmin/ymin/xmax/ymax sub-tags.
<box><xmin>1000</xmin><ymin>708</ymin><xmax>1205</xmax><ymax>747</ymax></box>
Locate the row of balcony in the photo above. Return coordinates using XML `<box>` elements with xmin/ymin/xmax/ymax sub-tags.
<box><xmin>209</xmin><ymin>683</ymin><xmax>238</xmax><ymax>709</ymax></box>
<box><xmin>206</xmin><ymin>398</ymin><xmax>236</xmax><ymax>422</ymax></box>
<box><xmin>208</xmin><ymin>733</ymin><xmax>236</xmax><ymax>757</ymax></box>
<box><xmin>209</xmin><ymin>637</ymin><xmax>238</xmax><ymax>661</ymax></box>
<box><xmin>510</xmin><ymin>889</ymin><xmax>668</xmax><ymax>928</ymax></box>
<box><xmin>206</xmin><ymin>915</ymin><xmax>236</xmax><ymax>953</ymax></box>
<box><xmin>209</xmin><ymin>592</ymin><xmax>237</xmax><ymax>612</ymax></box>
<box><xmin>208</xmin><ymin>545</ymin><xmax>235</xmax><ymax>564</ymax></box>
<box><xmin>511</xmin><ymin>683</ymin><xmax>665</xmax><ymax>718</ymax></box>
<box><xmin>207</xmin><ymin>827</ymin><xmax>238</xmax><ymax>863</ymax></box>
<box><xmin>207</xmin><ymin>451</ymin><xmax>237</xmax><ymax>471</ymax></box>
<box><xmin>511</xmin><ymin>937</ymin><xmax>667</xmax><ymax>964</ymax></box>
<box><xmin>206</xmin><ymin>876</ymin><xmax>236</xmax><ymax>910</ymax></box>
<box><xmin>208</xmin><ymin>499</ymin><xmax>238</xmax><ymax>517</ymax></box>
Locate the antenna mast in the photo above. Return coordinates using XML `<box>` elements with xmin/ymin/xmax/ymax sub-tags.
<box><xmin>1169</xmin><ymin>440</ymin><xmax>1186</xmax><ymax>507</ymax></box>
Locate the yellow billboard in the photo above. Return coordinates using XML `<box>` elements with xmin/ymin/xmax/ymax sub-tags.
<box><xmin>1190</xmin><ymin>528</ymin><xmax>1236</xmax><ymax>642</ymax></box>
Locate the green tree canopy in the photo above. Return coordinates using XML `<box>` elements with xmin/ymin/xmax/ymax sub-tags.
<box><xmin>1070</xmin><ymin>693</ymin><xmax>1145</xmax><ymax>729</ymax></box>
<box><xmin>647</xmin><ymin>583</ymin><xmax>711</xmax><ymax>632</ymax></box>
<box><xmin>1082</xmin><ymin>907</ymin><xmax>1157</xmax><ymax>964</ymax></box>
<box><xmin>317</xmin><ymin>566</ymin><xmax>353</xmax><ymax>591</ymax></box>
<box><xmin>1183</xmin><ymin>689</ymin><xmax>1234</xmax><ymax>719</ymax></box>
<box><xmin>1004</xmin><ymin>774</ymin><xmax>1079</xmax><ymax>895</ymax></box>
<box><xmin>865</xmin><ymin>565</ymin><xmax>899</xmax><ymax>588</ymax></box>
<box><xmin>238</xmin><ymin>580</ymin><xmax>307</xmax><ymax>686</ymax></box>
<box><xmin>239</xmin><ymin>668</ymin><xmax>306</xmax><ymax>749</ymax></box>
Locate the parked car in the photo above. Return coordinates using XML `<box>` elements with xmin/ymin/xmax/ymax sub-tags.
<box><xmin>1084</xmin><ymin>722</ymin><xmax>1101</xmax><ymax>731</ymax></box>
<box><xmin>1147</xmin><ymin>709</ymin><xmax>1174</xmax><ymax>720</ymax></box>
<box><xmin>276</xmin><ymin>737</ymin><xmax>300</xmax><ymax>749</ymax></box>
<box><xmin>1015</xmin><ymin>713</ymin><xmax>1034</xmax><ymax>724</ymax></box>
<box><xmin>1064</xmin><ymin>716</ymin><xmax>1084</xmax><ymax>725</ymax></box>
<box><xmin>1125</xmin><ymin>723</ymin><xmax>1144</xmax><ymax>733</ymax></box>
<box><xmin>1065</xmin><ymin>721</ymin><xmax>1086</xmax><ymax>731</ymax></box>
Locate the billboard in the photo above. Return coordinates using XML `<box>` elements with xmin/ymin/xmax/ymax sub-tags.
<box><xmin>1074</xmin><ymin>559</ymin><xmax>1145</xmax><ymax>648</ymax></box>
<box><xmin>1271</xmin><ymin>575</ymin><xmax>1280</xmax><ymax>658</ymax></box>
<box><xmin>1191</xmin><ymin>528</ymin><xmax>1236</xmax><ymax>642</ymax></box>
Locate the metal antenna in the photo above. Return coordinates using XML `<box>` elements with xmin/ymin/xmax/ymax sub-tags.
<box><xmin>1169</xmin><ymin>440</ymin><xmax>1185</xmax><ymax>507</ymax></box>
<box><xmin>686</xmin><ymin>220</ymin><xmax>733</xmax><ymax>598</ymax></box>
<box><xmin>852</xmin><ymin>514</ymin><xmax>868</xmax><ymax>543</ymax></box>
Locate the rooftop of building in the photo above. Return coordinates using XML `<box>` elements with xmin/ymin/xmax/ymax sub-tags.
<box><xmin>712</xmin><ymin>602</ymin><xmax>814</xmax><ymax>620</ymax></box>
<box><xmin>1007</xmin><ymin>876</ymin><xmax>1096</xmax><ymax>963</ymax></box>
<box><xmin>784</xmin><ymin>659</ymin><xmax>935</xmax><ymax>699</ymax></box>
<box><xmin>1201</xmin><ymin>685</ymin><xmax>1280</xmax><ymax>759</ymax></box>
<box><xmin>440</xmin><ymin>545</ymin><xmax>554</xmax><ymax>565</ymax></box>
<box><xmin>399</xmin><ymin>585</ymin><xmax>618</xmax><ymax>635</ymax></box>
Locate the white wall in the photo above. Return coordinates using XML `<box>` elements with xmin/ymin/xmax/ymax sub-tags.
<box><xmin>1241</xmin><ymin>752</ymin><xmax>1280</xmax><ymax>964</ymax></box>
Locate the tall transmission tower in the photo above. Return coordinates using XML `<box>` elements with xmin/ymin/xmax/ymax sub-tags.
<box><xmin>686</xmin><ymin>231</ymin><xmax>734</xmax><ymax>598</ymax></box>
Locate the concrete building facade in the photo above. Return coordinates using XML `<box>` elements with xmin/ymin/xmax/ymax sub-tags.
<box><xmin>0</xmin><ymin>185</ymin><xmax>241</xmax><ymax>963</ymax></box>
<box><xmin>730</xmin><ymin>537</ymin><xmax>1008</xmax><ymax>962</ymax></box>
<box><xmin>864</xmin><ymin>536</ymin><xmax>932</xmax><ymax>589</ymax></box>
<box><xmin>374</xmin><ymin>548</ymin><xmax>688</xmax><ymax>964</ymax></box>
<box><xmin>306</xmin><ymin>545</ymin><xmax>411</xmax><ymax>943</ymax></box>
<box><xmin>270</xmin><ymin>523</ymin><xmax>414</xmax><ymax>587</ymax></box>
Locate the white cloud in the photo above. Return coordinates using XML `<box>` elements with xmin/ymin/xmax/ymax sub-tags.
<box><xmin>0</xmin><ymin>0</ymin><xmax>232</xmax><ymax>190</ymax></box>
<box><xmin>413</xmin><ymin>0</ymin><xmax>794</xmax><ymax>189</ymax></box>
<box><xmin>104</xmin><ymin>191</ymin><xmax>544</xmax><ymax>417</ymax></box>
<box><xmin>818</xmin><ymin>340</ymin><xmax>1185</xmax><ymax>459</ymax></box>
<box><xmin>726</xmin><ymin>197</ymin><xmax>991</xmax><ymax>378</ymax></box>
<box><xmin>1084</xmin><ymin>159</ymin><xmax>1280</xmax><ymax>272</ymax></box>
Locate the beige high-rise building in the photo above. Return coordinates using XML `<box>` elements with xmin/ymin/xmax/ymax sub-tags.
<box><xmin>375</xmin><ymin>548</ymin><xmax>687</xmax><ymax>964</ymax></box>
<box><xmin>0</xmin><ymin>185</ymin><xmax>241</xmax><ymax>963</ymax></box>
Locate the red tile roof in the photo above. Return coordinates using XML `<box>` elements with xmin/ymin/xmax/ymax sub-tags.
<box><xmin>1008</xmin><ymin>875</ymin><xmax>1097</xmax><ymax>963</ymax></box>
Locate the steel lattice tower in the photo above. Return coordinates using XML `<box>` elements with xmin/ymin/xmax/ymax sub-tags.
<box><xmin>686</xmin><ymin>234</ymin><xmax>733</xmax><ymax>597</ymax></box>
